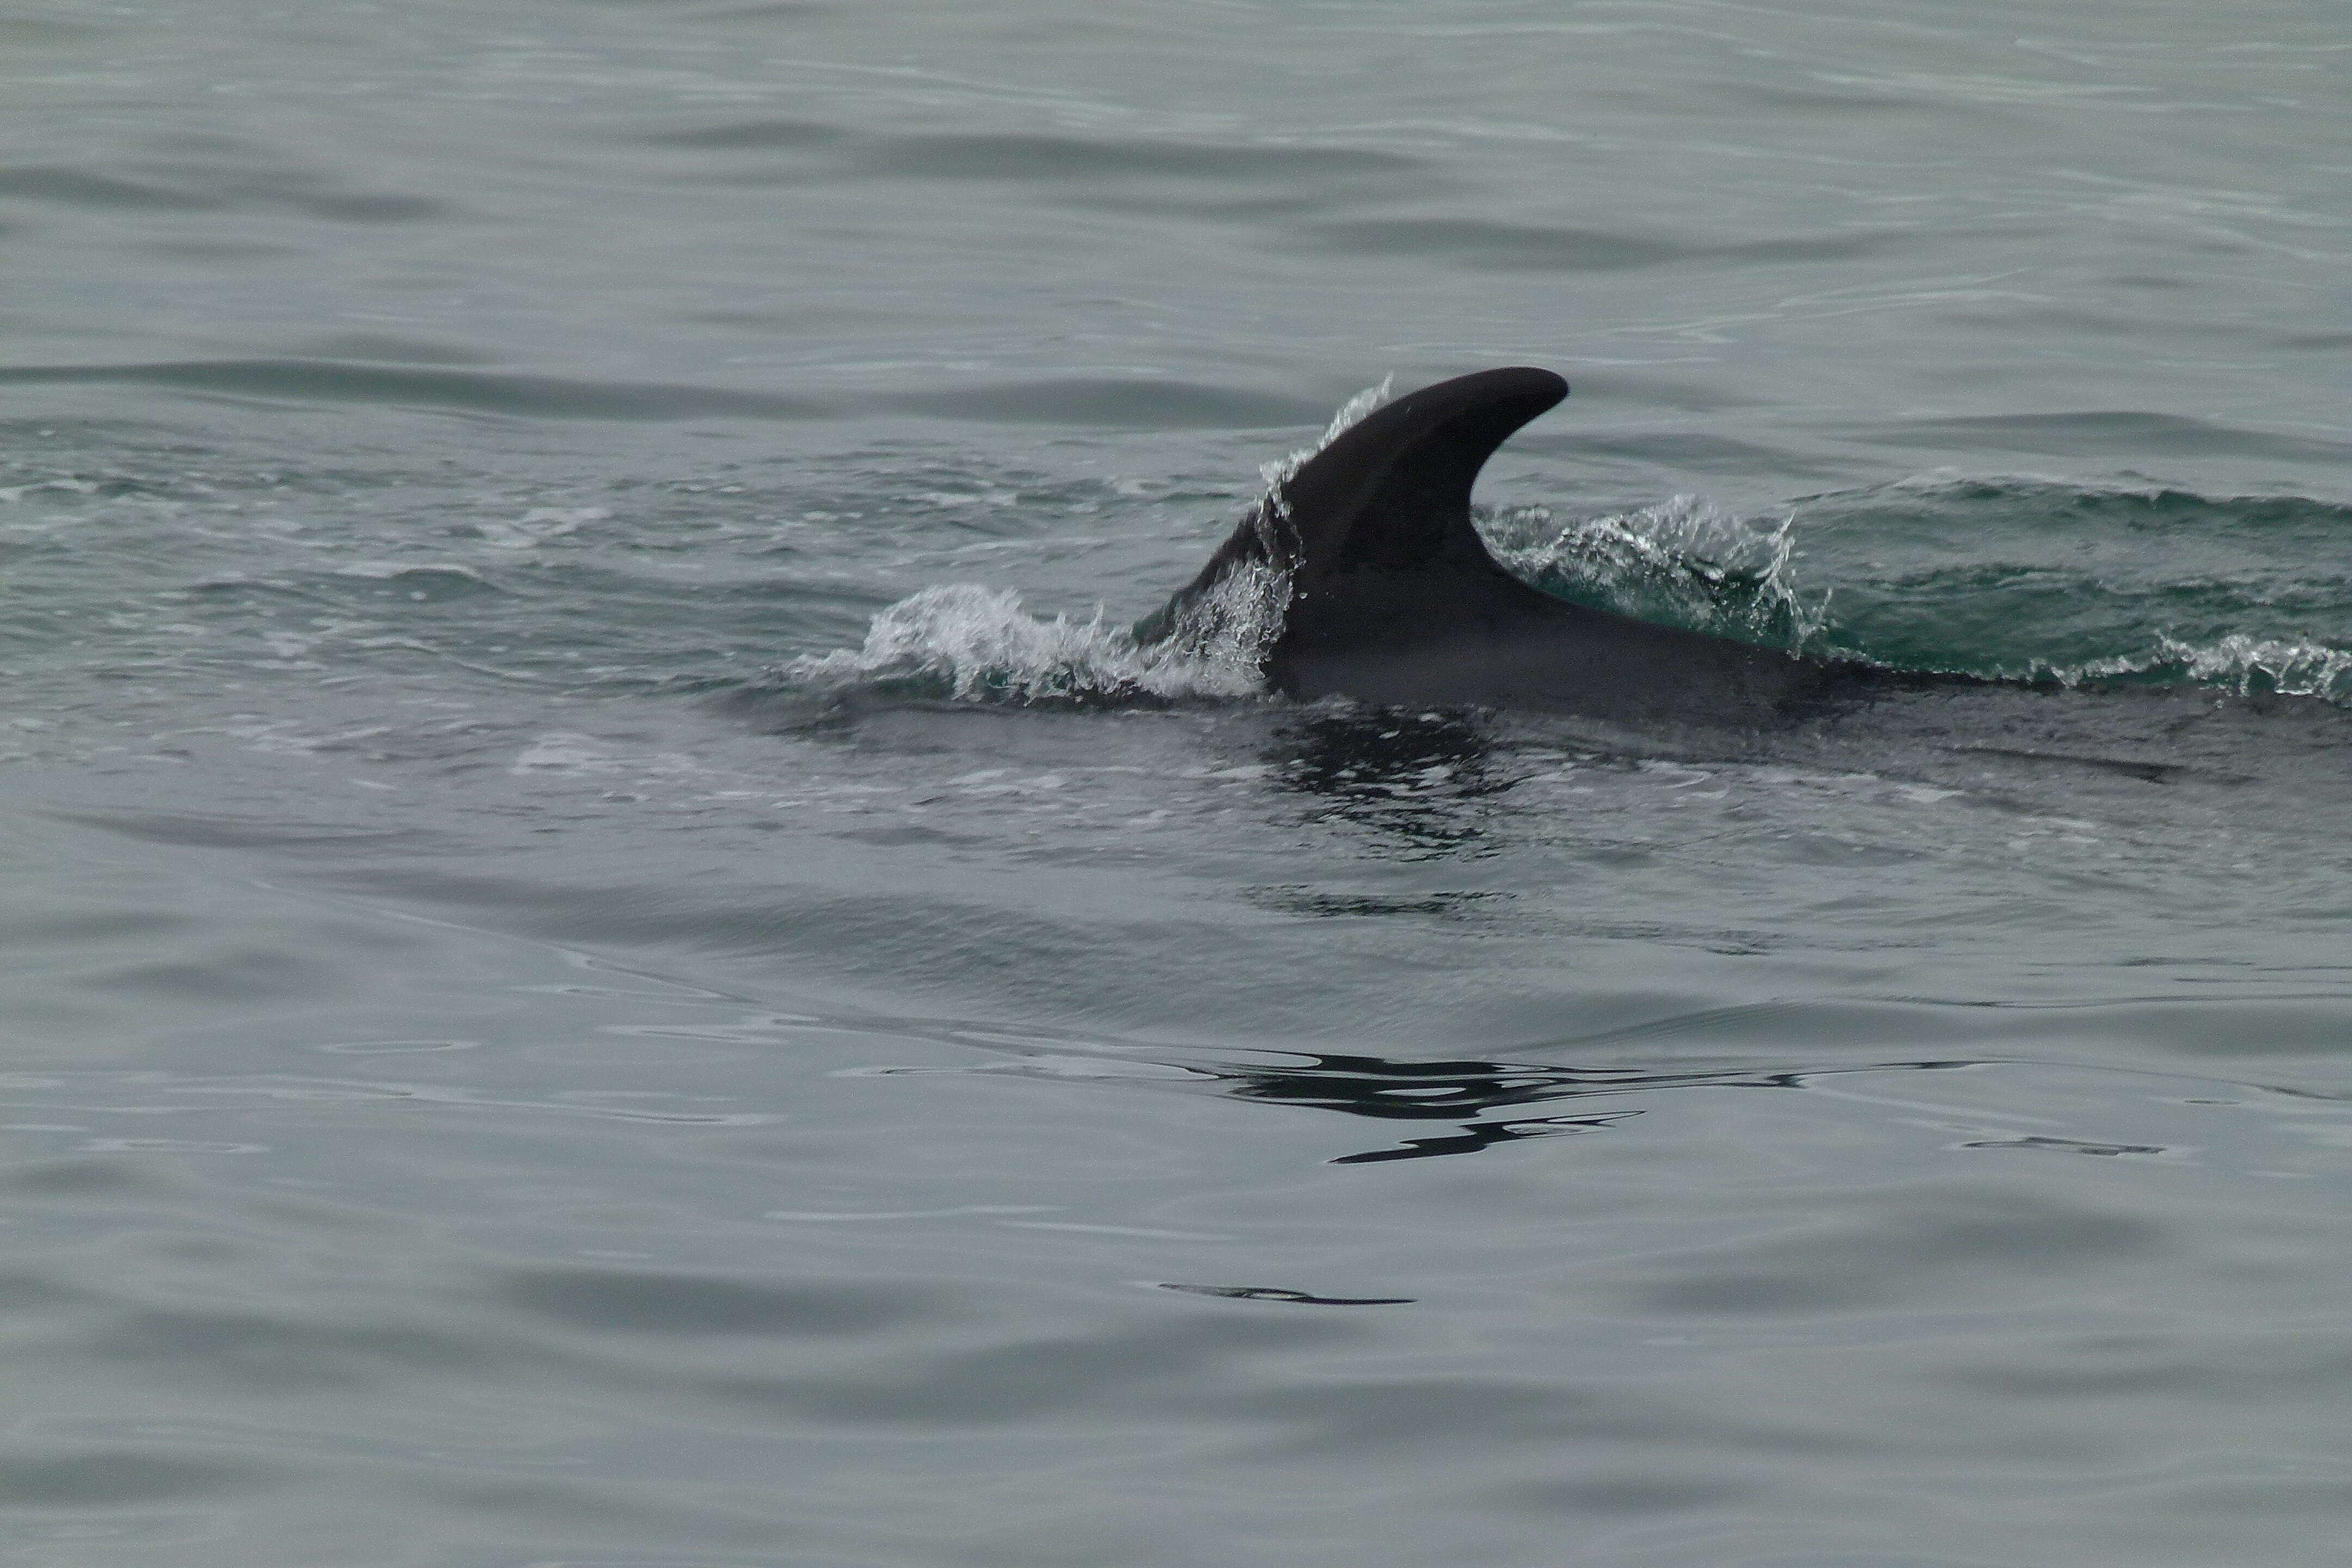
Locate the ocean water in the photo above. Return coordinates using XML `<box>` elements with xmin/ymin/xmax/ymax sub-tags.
<box><xmin>6</xmin><ymin>2</ymin><xmax>2352</xmax><ymax>1565</ymax></box>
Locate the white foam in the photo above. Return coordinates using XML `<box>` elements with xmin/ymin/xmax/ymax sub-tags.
<box><xmin>2071</xmin><ymin>632</ymin><xmax>2352</xmax><ymax>702</ymax></box>
<box><xmin>1493</xmin><ymin>495</ymin><xmax>1828</xmax><ymax>650</ymax></box>
<box><xmin>782</xmin><ymin>569</ymin><xmax>1282</xmax><ymax>705</ymax></box>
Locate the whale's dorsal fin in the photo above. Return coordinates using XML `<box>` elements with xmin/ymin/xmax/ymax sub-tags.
<box><xmin>1276</xmin><ymin>366</ymin><xmax>1567</xmax><ymax>578</ymax></box>
<box><xmin>1140</xmin><ymin>366</ymin><xmax>1565</xmax><ymax>644</ymax></box>
<box><xmin>1149</xmin><ymin>366</ymin><xmax>1828</xmax><ymax>723</ymax></box>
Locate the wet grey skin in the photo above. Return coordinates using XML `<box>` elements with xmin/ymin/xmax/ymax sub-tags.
<box><xmin>1145</xmin><ymin>366</ymin><xmax>1940</xmax><ymax>726</ymax></box>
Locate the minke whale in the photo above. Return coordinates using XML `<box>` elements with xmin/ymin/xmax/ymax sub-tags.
<box><xmin>1141</xmin><ymin>366</ymin><xmax>1939</xmax><ymax>726</ymax></box>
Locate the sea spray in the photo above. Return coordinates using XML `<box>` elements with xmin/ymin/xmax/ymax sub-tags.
<box><xmin>1489</xmin><ymin>495</ymin><xmax>1830</xmax><ymax>653</ymax></box>
<box><xmin>780</xmin><ymin>581</ymin><xmax>1274</xmax><ymax>705</ymax></box>
<box><xmin>782</xmin><ymin>382</ymin><xmax>1400</xmax><ymax>706</ymax></box>
<box><xmin>1258</xmin><ymin>376</ymin><xmax>1395</xmax><ymax>513</ymax></box>
<box><xmin>2066</xmin><ymin>633</ymin><xmax>2352</xmax><ymax>702</ymax></box>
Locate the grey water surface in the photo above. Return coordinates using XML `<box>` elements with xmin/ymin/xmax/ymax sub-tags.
<box><xmin>7</xmin><ymin>3</ymin><xmax>2352</xmax><ymax>1566</ymax></box>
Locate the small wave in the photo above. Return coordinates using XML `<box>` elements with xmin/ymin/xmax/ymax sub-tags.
<box><xmin>1783</xmin><ymin>476</ymin><xmax>2352</xmax><ymax>700</ymax></box>
<box><xmin>1490</xmin><ymin>495</ymin><xmax>1828</xmax><ymax>651</ymax></box>
<box><xmin>2065</xmin><ymin>633</ymin><xmax>2352</xmax><ymax>703</ymax></box>
<box><xmin>332</xmin><ymin>561</ymin><xmax>491</xmax><ymax>583</ymax></box>
<box><xmin>473</xmin><ymin>506</ymin><xmax>608</xmax><ymax>549</ymax></box>
<box><xmin>854</xmin><ymin>131</ymin><xmax>1422</xmax><ymax>185</ymax></box>
<box><xmin>885</xmin><ymin>378</ymin><xmax>1328</xmax><ymax>430</ymax></box>
<box><xmin>329</xmin><ymin>561</ymin><xmax>500</xmax><ymax>602</ymax></box>
<box><xmin>0</xmin><ymin>360</ymin><xmax>834</xmax><ymax>422</ymax></box>
<box><xmin>1296</xmin><ymin>218</ymin><xmax>1902</xmax><ymax>273</ymax></box>
<box><xmin>1855</xmin><ymin>410</ymin><xmax>2352</xmax><ymax>468</ymax></box>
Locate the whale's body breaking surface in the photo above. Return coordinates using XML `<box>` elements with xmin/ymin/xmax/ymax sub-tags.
<box><xmin>1148</xmin><ymin>366</ymin><xmax>1921</xmax><ymax>725</ymax></box>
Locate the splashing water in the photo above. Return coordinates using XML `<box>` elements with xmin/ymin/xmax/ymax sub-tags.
<box><xmin>1150</xmin><ymin>556</ymin><xmax>1291</xmax><ymax>673</ymax></box>
<box><xmin>1258</xmin><ymin>377</ymin><xmax>1395</xmax><ymax>514</ymax></box>
<box><xmin>779</xmin><ymin>574</ymin><xmax>1282</xmax><ymax>706</ymax></box>
<box><xmin>1489</xmin><ymin>495</ymin><xmax>1830</xmax><ymax>653</ymax></box>
<box><xmin>780</xmin><ymin>383</ymin><xmax>1401</xmax><ymax>707</ymax></box>
<box><xmin>2068</xmin><ymin>633</ymin><xmax>2352</xmax><ymax>703</ymax></box>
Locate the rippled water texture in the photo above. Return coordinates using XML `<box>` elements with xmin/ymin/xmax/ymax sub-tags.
<box><xmin>6</xmin><ymin>2</ymin><xmax>2352</xmax><ymax>1566</ymax></box>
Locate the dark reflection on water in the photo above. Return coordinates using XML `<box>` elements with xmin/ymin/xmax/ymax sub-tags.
<box><xmin>1265</xmin><ymin>710</ymin><xmax>1509</xmax><ymax>856</ymax></box>
<box><xmin>1195</xmin><ymin>1051</ymin><xmax>1980</xmax><ymax>1163</ymax></box>
<box><xmin>1960</xmin><ymin>1134</ymin><xmax>2167</xmax><ymax>1157</ymax></box>
<box><xmin>1157</xmin><ymin>1284</ymin><xmax>1416</xmax><ymax>1306</ymax></box>
<box><xmin>1242</xmin><ymin>885</ymin><xmax>1502</xmax><ymax>918</ymax></box>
